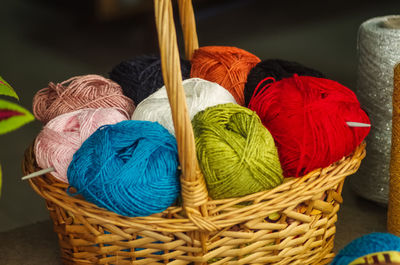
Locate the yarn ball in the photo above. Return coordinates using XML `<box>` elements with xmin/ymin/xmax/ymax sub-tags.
<box><xmin>131</xmin><ymin>78</ymin><xmax>237</xmax><ymax>135</ymax></box>
<box><xmin>67</xmin><ymin>120</ymin><xmax>180</xmax><ymax>217</ymax></box>
<box><xmin>244</xmin><ymin>59</ymin><xmax>325</xmax><ymax>106</ymax></box>
<box><xmin>248</xmin><ymin>74</ymin><xmax>370</xmax><ymax>178</ymax></box>
<box><xmin>332</xmin><ymin>233</ymin><xmax>400</xmax><ymax>265</ymax></box>
<box><xmin>109</xmin><ymin>55</ymin><xmax>191</xmax><ymax>105</ymax></box>
<box><xmin>192</xmin><ymin>103</ymin><xmax>283</xmax><ymax>199</ymax></box>
<box><xmin>190</xmin><ymin>46</ymin><xmax>261</xmax><ymax>105</ymax></box>
<box><xmin>34</xmin><ymin>108</ymin><xmax>127</xmax><ymax>183</ymax></box>
<box><xmin>33</xmin><ymin>75</ymin><xmax>135</xmax><ymax>124</ymax></box>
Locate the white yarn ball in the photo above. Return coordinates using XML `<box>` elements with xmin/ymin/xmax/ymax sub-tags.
<box><xmin>131</xmin><ymin>78</ymin><xmax>237</xmax><ymax>135</ymax></box>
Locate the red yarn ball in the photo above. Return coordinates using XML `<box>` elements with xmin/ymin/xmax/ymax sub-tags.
<box><xmin>248</xmin><ymin>74</ymin><xmax>370</xmax><ymax>177</ymax></box>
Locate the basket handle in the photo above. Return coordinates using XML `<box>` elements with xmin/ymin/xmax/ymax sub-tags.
<box><xmin>177</xmin><ymin>0</ymin><xmax>199</xmax><ymax>60</ymax></box>
<box><xmin>153</xmin><ymin>0</ymin><xmax>209</xmax><ymax>217</ymax></box>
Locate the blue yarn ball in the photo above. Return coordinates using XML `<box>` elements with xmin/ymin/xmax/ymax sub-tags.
<box><xmin>67</xmin><ymin>120</ymin><xmax>180</xmax><ymax>217</ymax></box>
<box><xmin>332</xmin><ymin>233</ymin><xmax>400</xmax><ymax>265</ymax></box>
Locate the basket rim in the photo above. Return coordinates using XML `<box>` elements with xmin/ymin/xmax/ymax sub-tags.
<box><xmin>22</xmin><ymin>142</ymin><xmax>366</xmax><ymax>233</ymax></box>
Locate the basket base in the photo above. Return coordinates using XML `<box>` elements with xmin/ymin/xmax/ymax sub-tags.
<box><xmin>22</xmin><ymin>144</ymin><xmax>368</xmax><ymax>265</ymax></box>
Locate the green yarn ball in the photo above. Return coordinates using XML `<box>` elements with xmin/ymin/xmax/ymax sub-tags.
<box><xmin>192</xmin><ymin>103</ymin><xmax>283</xmax><ymax>199</ymax></box>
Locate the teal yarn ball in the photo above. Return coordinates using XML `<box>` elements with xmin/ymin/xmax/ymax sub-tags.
<box><xmin>192</xmin><ymin>103</ymin><xmax>283</xmax><ymax>200</ymax></box>
<box><xmin>332</xmin><ymin>233</ymin><xmax>400</xmax><ymax>265</ymax></box>
<box><xmin>67</xmin><ymin>120</ymin><xmax>180</xmax><ymax>217</ymax></box>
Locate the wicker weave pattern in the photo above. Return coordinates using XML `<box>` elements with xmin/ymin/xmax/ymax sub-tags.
<box><xmin>22</xmin><ymin>0</ymin><xmax>368</xmax><ymax>264</ymax></box>
<box><xmin>23</xmin><ymin>142</ymin><xmax>365</xmax><ymax>264</ymax></box>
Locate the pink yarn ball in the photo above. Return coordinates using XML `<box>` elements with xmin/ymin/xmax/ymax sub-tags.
<box><xmin>33</xmin><ymin>75</ymin><xmax>135</xmax><ymax>124</ymax></box>
<box><xmin>34</xmin><ymin>108</ymin><xmax>127</xmax><ymax>183</ymax></box>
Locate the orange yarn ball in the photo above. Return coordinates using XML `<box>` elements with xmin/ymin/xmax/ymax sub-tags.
<box><xmin>190</xmin><ymin>46</ymin><xmax>260</xmax><ymax>105</ymax></box>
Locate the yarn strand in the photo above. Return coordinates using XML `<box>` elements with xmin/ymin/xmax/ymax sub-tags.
<box><xmin>251</xmin><ymin>77</ymin><xmax>276</xmax><ymax>100</ymax></box>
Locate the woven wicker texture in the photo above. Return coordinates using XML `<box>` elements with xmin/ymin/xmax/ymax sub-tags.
<box><xmin>389</xmin><ymin>63</ymin><xmax>400</xmax><ymax>236</ymax></box>
<box><xmin>23</xmin><ymin>142</ymin><xmax>365</xmax><ymax>264</ymax></box>
<box><xmin>22</xmin><ymin>0</ymin><xmax>368</xmax><ymax>264</ymax></box>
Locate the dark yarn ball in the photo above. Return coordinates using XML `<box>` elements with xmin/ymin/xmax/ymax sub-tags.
<box><xmin>109</xmin><ymin>55</ymin><xmax>191</xmax><ymax>105</ymax></box>
<box><xmin>244</xmin><ymin>59</ymin><xmax>325</xmax><ymax>106</ymax></box>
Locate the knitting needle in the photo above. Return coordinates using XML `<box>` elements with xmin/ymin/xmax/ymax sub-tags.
<box><xmin>22</xmin><ymin>167</ymin><xmax>54</xmax><ymax>181</ymax></box>
<box><xmin>346</xmin><ymin>122</ymin><xmax>371</xmax><ymax>128</ymax></box>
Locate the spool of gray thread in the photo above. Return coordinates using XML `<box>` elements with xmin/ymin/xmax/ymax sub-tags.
<box><xmin>351</xmin><ymin>15</ymin><xmax>400</xmax><ymax>204</ymax></box>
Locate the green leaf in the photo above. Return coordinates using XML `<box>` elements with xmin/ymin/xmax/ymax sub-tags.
<box><xmin>0</xmin><ymin>99</ymin><xmax>34</xmax><ymax>135</ymax></box>
<box><xmin>0</xmin><ymin>76</ymin><xmax>19</xmax><ymax>100</ymax></box>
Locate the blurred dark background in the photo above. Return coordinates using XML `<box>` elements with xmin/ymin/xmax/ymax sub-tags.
<box><xmin>0</xmin><ymin>0</ymin><xmax>399</xmax><ymax>263</ymax></box>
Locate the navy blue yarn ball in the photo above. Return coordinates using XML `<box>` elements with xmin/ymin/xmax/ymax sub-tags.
<box><xmin>67</xmin><ymin>120</ymin><xmax>180</xmax><ymax>217</ymax></box>
<box><xmin>332</xmin><ymin>233</ymin><xmax>400</xmax><ymax>265</ymax></box>
<box><xmin>109</xmin><ymin>54</ymin><xmax>191</xmax><ymax>106</ymax></box>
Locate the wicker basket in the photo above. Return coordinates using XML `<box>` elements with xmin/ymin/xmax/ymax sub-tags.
<box><xmin>22</xmin><ymin>0</ymin><xmax>367</xmax><ymax>264</ymax></box>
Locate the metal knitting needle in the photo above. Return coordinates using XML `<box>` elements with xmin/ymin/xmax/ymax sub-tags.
<box><xmin>21</xmin><ymin>167</ymin><xmax>54</xmax><ymax>181</ymax></box>
<box><xmin>346</xmin><ymin>122</ymin><xmax>371</xmax><ymax>128</ymax></box>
